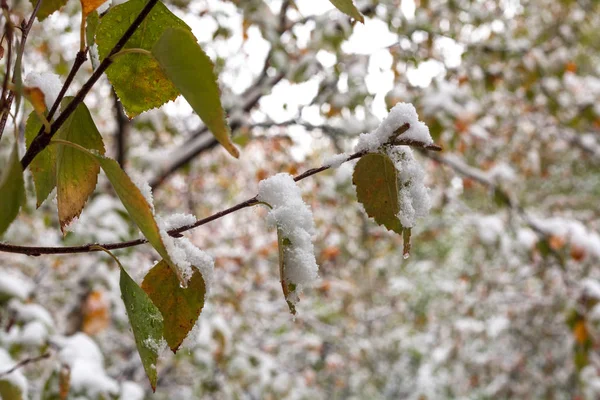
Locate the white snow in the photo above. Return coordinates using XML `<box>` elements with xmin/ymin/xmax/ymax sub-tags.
<box><xmin>160</xmin><ymin>213</ymin><xmax>197</xmax><ymax>230</ymax></box>
<box><xmin>89</xmin><ymin>44</ymin><xmax>100</xmax><ymax>70</ymax></box>
<box><xmin>582</xmin><ymin>279</ymin><xmax>600</xmax><ymax>300</ymax></box>
<box><xmin>157</xmin><ymin>217</ymin><xmax>215</xmax><ymax>291</ymax></box>
<box><xmin>120</xmin><ymin>381</ymin><xmax>145</xmax><ymax>400</ymax></box>
<box><xmin>354</xmin><ymin>102</ymin><xmax>433</xmax><ymax>153</ymax></box>
<box><xmin>0</xmin><ymin>348</ymin><xmax>28</xmax><ymax>398</ymax></box>
<box><xmin>324</xmin><ymin>153</ymin><xmax>348</xmax><ymax>169</ymax></box>
<box><xmin>0</xmin><ymin>270</ymin><xmax>33</xmax><ymax>300</ymax></box>
<box><xmin>257</xmin><ymin>173</ymin><xmax>319</xmax><ymax>293</ymax></box>
<box><xmin>24</xmin><ymin>72</ymin><xmax>63</xmax><ymax>110</ymax></box>
<box><xmin>56</xmin><ymin>333</ymin><xmax>119</xmax><ymax>397</ymax></box>
<box><xmin>133</xmin><ymin>176</ymin><xmax>154</xmax><ymax>212</ymax></box>
<box><xmin>386</xmin><ymin>147</ymin><xmax>431</xmax><ymax>228</ymax></box>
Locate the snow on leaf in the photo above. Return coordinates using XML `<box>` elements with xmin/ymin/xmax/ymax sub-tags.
<box><xmin>257</xmin><ymin>174</ymin><xmax>319</xmax><ymax>314</ymax></box>
<box><xmin>31</xmin><ymin>0</ymin><xmax>68</xmax><ymax>21</ymax></box>
<box><xmin>142</xmin><ymin>259</ymin><xmax>206</xmax><ymax>353</ymax></box>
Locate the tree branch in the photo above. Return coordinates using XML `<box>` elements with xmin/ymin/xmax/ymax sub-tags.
<box><xmin>0</xmin><ymin>132</ymin><xmax>441</xmax><ymax>256</ymax></box>
<box><xmin>0</xmin><ymin>352</ymin><xmax>51</xmax><ymax>378</ymax></box>
<box><xmin>0</xmin><ymin>0</ymin><xmax>43</xmax><ymax>140</ymax></box>
<box><xmin>20</xmin><ymin>0</ymin><xmax>161</xmax><ymax>170</ymax></box>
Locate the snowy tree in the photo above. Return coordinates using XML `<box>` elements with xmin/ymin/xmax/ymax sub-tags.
<box><xmin>1</xmin><ymin>0</ymin><xmax>599</xmax><ymax>398</ymax></box>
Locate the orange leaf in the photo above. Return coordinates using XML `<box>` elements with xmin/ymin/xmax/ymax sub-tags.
<box><xmin>573</xmin><ymin>320</ymin><xmax>588</xmax><ymax>345</ymax></box>
<box><xmin>80</xmin><ymin>0</ymin><xmax>106</xmax><ymax>16</ymax></box>
<box><xmin>23</xmin><ymin>87</ymin><xmax>47</xmax><ymax>114</ymax></box>
<box><xmin>82</xmin><ymin>290</ymin><xmax>110</xmax><ymax>335</ymax></box>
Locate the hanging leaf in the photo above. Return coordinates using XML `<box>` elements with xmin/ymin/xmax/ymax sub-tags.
<box><xmin>24</xmin><ymin>86</ymin><xmax>48</xmax><ymax>114</ymax></box>
<box><xmin>120</xmin><ymin>262</ymin><xmax>164</xmax><ymax>391</ymax></box>
<box><xmin>152</xmin><ymin>27</ymin><xmax>238</xmax><ymax>158</ymax></box>
<box><xmin>352</xmin><ymin>153</ymin><xmax>403</xmax><ymax>234</ymax></box>
<box><xmin>0</xmin><ymin>143</ymin><xmax>25</xmax><ymax>237</ymax></box>
<box><xmin>31</xmin><ymin>0</ymin><xmax>69</xmax><ymax>21</ymax></box>
<box><xmin>94</xmin><ymin>156</ymin><xmax>185</xmax><ymax>284</ymax></box>
<box><xmin>86</xmin><ymin>10</ymin><xmax>100</xmax><ymax>48</ymax></box>
<box><xmin>142</xmin><ymin>260</ymin><xmax>206</xmax><ymax>353</ymax></box>
<box><xmin>277</xmin><ymin>228</ymin><xmax>297</xmax><ymax>315</ymax></box>
<box><xmin>328</xmin><ymin>0</ymin><xmax>364</xmax><ymax>23</ymax></box>
<box><xmin>55</xmin><ymin>97</ymin><xmax>105</xmax><ymax>233</ymax></box>
<box><xmin>96</xmin><ymin>0</ymin><xmax>191</xmax><ymax>117</ymax></box>
<box><xmin>25</xmin><ymin>112</ymin><xmax>56</xmax><ymax>207</ymax></box>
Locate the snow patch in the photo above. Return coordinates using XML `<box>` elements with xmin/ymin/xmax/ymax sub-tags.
<box><xmin>257</xmin><ymin>173</ymin><xmax>319</xmax><ymax>292</ymax></box>
<box><xmin>354</xmin><ymin>102</ymin><xmax>433</xmax><ymax>153</ymax></box>
<box><xmin>24</xmin><ymin>72</ymin><xmax>63</xmax><ymax>110</ymax></box>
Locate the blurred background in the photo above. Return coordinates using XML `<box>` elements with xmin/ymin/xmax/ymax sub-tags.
<box><xmin>1</xmin><ymin>0</ymin><xmax>600</xmax><ymax>398</ymax></box>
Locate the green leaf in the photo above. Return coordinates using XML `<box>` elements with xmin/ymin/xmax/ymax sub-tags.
<box><xmin>31</xmin><ymin>0</ymin><xmax>69</xmax><ymax>21</ymax></box>
<box><xmin>96</xmin><ymin>0</ymin><xmax>191</xmax><ymax>117</ymax></box>
<box><xmin>94</xmin><ymin>156</ymin><xmax>185</xmax><ymax>284</ymax></box>
<box><xmin>277</xmin><ymin>228</ymin><xmax>297</xmax><ymax>315</ymax></box>
<box><xmin>86</xmin><ymin>10</ymin><xmax>100</xmax><ymax>49</ymax></box>
<box><xmin>152</xmin><ymin>27</ymin><xmax>238</xmax><ymax>158</ymax></box>
<box><xmin>0</xmin><ymin>143</ymin><xmax>25</xmax><ymax>237</ymax></box>
<box><xmin>0</xmin><ymin>375</ymin><xmax>26</xmax><ymax>400</ymax></box>
<box><xmin>352</xmin><ymin>153</ymin><xmax>403</xmax><ymax>234</ymax></box>
<box><xmin>328</xmin><ymin>0</ymin><xmax>364</xmax><ymax>23</ymax></box>
<box><xmin>120</xmin><ymin>263</ymin><xmax>164</xmax><ymax>391</ymax></box>
<box><xmin>141</xmin><ymin>260</ymin><xmax>206</xmax><ymax>353</ymax></box>
<box><xmin>55</xmin><ymin>97</ymin><xmax>105</xmax><ymax>232</ymax></box>
<box><xmin>25</xmin><ymin>112</ymin><xmax>56</xmax><ymax>207</ymax></box>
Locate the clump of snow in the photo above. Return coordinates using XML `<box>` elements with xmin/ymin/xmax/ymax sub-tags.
<box><xmin>0</xmin><ymin>348</ymin><xmax>28</xmax><ymax>397</ymax></box>
<box><xmin>257</xmin><ymin>173</ymin><xmax>319</xmax><ymax>291</ymax></box>
<box><xmin>474</xmin><ymin>214</ymin><xmax>505</xmax><ymax>245</ymax></box>
<box><xmin>386</xmin><ymin>147</ymin><xmax>431</xmax><ymax>228</ymax></box>
<box><xmin>0</xmin><ymin>270</ymin><xmax>33</xmax><ymax>301</ymax></box>
<box><xmin>354</xmin><ymin>102</ymin><xmax>433</xmax><ymax>153</ymax></box>
<box><xmin>143</xmin><ymin>337</ymin><xmax>167</xmax><ymax>354</ymax></box>
<box><xmin>56</xmin><ymin>333</ymin><xmax>119</xmax><ymax>397</ymax></box>
<box><xmin>157</xmin><ymin>217</ymin><xmax>214</xmax><ymax>291</ymax></box>
<box><xmin>582</xmin><ymin>279</ymin><xmax>600</xmax><ymax>300</ymax></box>
<box><xmin>160</xmin><ymin>213</ymin><xmax>197</xmax><ymax>230</ymax></box>
<box><xmin>324</xmin><ymin>153</ymin><xmax>348</xmax><ymax>169</ymax></box>
<box><xmin>120</xmin><ymin>381</ymin><xmax>145</xmax><ymax>400</ymax></box>
<box><xmin>133</xmin><ymin>176</ymin><xmax>154</xmax><ymax>212</ymax></box>
<box><xmin>24</xmin><ymin>72</ymin><xmax>63</xmax><ymax>110</ymax></box>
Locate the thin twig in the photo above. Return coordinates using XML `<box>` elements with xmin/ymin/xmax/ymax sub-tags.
<box><xmin>20</xmin><ymin>0</ymin><xmax>161</xmax><ymax>170</ymax></box>
<box><xmin>0</xmin><ymin>352</ymin><xmax>51</xmax><ymax>378</ymax></box>
<box><xmin>0</xmin><ymin>133</ymin><xmax>441</xmax><ymax>256</ymax></box>
<box><xmin>0</xmin><ymin>0</ymin><xmax>43</xmax><ymax>140</ymax></box>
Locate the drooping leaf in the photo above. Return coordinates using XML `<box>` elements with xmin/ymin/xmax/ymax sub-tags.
<box><xmin>352</xmin><ymin>152</ymin><xmax>403</xmax><ymax>234</ymax></box>
<box><xmin>31</xmin><ymin>0</ymin><xmax>69</xmax><ymax>21</ymax></box>
<box><xmin>96</xmin><ymin>0</ymin><xmax>190</xmax><ymax>117</ymax></box>
<box><xmin>55</xmin><ymin>97</ymin><xmax>105</xmax><ymax>233</ymax></box>
<box><xmin>25</xmin><ymin>112</ymin><xmax>56</xmax><ymax>207</ymax></box>
<box><xmin>80</xmin><ymin>0</ymin><xmax>106</xmax><ymax>16</ymax></box>
<box><xmin>120</xmin><ymin>263</ymin><xmax>164</xmax><ymax>391</ymax></box>
<box><xmin>277</xmin><ymin>228</ymin><xmax>297</xmax><ymax>315</ymax></box>
<box><xmin>86</xmin><ymin>10</ymin><xmax>100</xmax><ymax>48</ymax></box>
<box><xmin>0</xmin><ymin>143</ymin><xmax>25</xmax><ymax>237</ymax></box>
<box><xmin>93</xmin><ymin>155</ymin><xmax>185</xmax><ymax>284</ymax></box>
<box><xmin>142</xmin><ymin>260</ymin><xmax>206</xmax><ymax>353</ymax></box>
<box><xmin>328</xmin><ymin>0</ymin><xmax>364</xmax><ymax>23</ymax></box>
<box><xmin>152</xmin><ymin>27</ymin><xmax>238</xmax><ymax>158</ymax></box>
